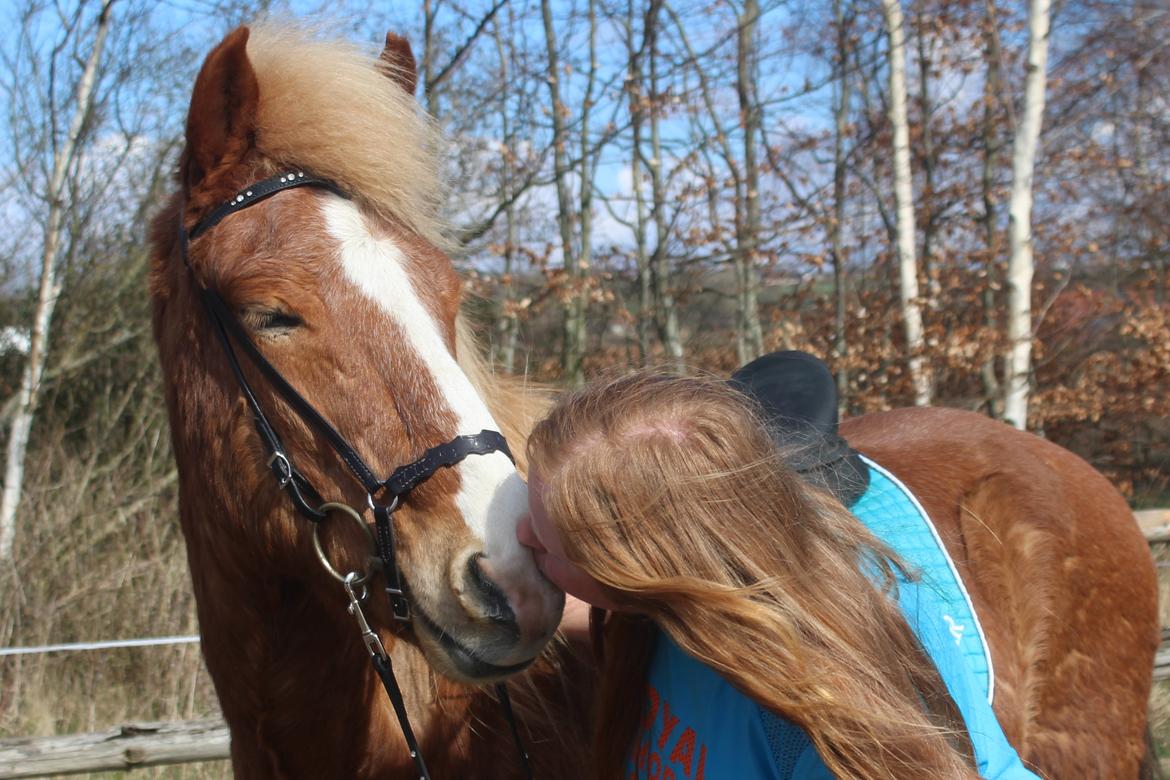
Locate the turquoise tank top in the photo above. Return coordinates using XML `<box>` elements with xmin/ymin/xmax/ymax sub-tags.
<box><xmin>625</xmin><ymin>462</ymin><xmax>1037</xmax><ymax>779</ymax></box>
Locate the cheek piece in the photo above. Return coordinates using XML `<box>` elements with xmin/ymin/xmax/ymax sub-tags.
<box><xmin>179</xmin><ymin>170</ymin><xmax>531</xmax><ymax>780</ymax></box>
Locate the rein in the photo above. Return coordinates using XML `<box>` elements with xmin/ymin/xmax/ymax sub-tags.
<box><xmin>179</xmin><ymin>171</ymin><xmax>533</xmax><ymax>780</ymax></box>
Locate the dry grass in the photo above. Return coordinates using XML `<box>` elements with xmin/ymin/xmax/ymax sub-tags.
<box><xmin>81</xmin><ymin>766</ymin><xmax>232</xmax><ymax>779</ymax></box>
<box><xmin>0</xmin><ymin>350</ymin><xmax>226</xmax><ymax>778</ymax></box>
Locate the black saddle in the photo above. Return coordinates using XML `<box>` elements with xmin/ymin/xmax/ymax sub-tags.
<box><xmin>730</xmin><ymin>351</ymin><xmax>870</xmax><ymax>507</ymax></box>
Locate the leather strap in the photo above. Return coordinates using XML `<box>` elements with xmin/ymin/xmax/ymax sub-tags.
<box><xmin>372</xmin><ymin>500</ymin><xmax>410</xmax><ymax>621</ymax></box>
<box><xmin>495</xmin><ymin>682</ymin><xmax>533</xmax><ymax>780</ymax></box>
<box><xmin>374</xmin><ymin>433</ymin><xmax>513</xmax><ymax>621</ymax></box>
<box><xmin>385</xmin><ymin>430</ymin><xmax>513</xmax><ymax>497</ymax></box>
<box><xmin>201</xmin><ymin>288</ymin><xmax>385</xmax><ymax>495</ymax></box>
<box><xmin>202</xmin><ymin>291</ymin><xmax>328</xmax><ymax>521</ymax></box>
<box><xmin>373</xmin><ymin>652</ymin><xmax>431</xmax><ymax>780</ymax></box>
<box><xmin>189</xmin><ymin>171</ymin><xmax>347</xmax><ymax>240</ymax></box>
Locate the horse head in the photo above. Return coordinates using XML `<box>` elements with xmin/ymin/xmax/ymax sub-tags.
<box><xmin>150</xmin><ymin>24</ymin><xmax>562</xmax><ymax>685</ymax></box>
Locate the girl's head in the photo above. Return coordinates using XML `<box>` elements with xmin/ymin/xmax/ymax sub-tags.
<box><xmin>521</xmin><ymin>370</ymin><xmax>978</xmax><ymax>780</ymax></box>
<box><xmin>522</xmin><ymin>370</ymin><xmax>820</xmax><ymax>613</ymax></box>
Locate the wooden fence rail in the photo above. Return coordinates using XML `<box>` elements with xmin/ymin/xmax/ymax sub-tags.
<box><xmin>0</xmin><ymin>720</ymin><xmax>228</xmax><ymax>779</ymax></box>
<box><xmin>1157</xmin><ymin>646</ymin><xmax>1170</xmax><ymax>682</ymax></box>
<box><xmin>1</xmin><ymin>510</ymin><xmax>1168</xmax><ymax>778</ymax></box>
<box><xmin>1138</xmin><ymin>509</ymin><xmax>1170</xmax><ymax>543</ymax></box>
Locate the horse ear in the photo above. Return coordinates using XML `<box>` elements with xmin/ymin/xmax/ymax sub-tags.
<box><xmin>183</xmin><ymin>26</ymin><xmax>259</xmax><ymax>188</ymax></box>
<box><xmin>378</xmin><ymin>32</ymin><xmax>418</xmax><ymax>96</ymax></box>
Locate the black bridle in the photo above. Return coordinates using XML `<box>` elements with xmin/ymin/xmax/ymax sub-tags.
<box><xmin>179</xmin><ymin>170</ymin><xmax>532</xmax><ymax>779</ymax></box>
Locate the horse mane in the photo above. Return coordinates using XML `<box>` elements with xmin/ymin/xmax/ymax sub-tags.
<box><xmin>456</xmin><ymin>319</ymin><xmax>596</xmax><ymax>770</ymax></box>
<box><xmin>246</xmin><ymin>22</ymin><xmax>449</xmax><ymax>250</ymax></box>
<box><xmin>455</xmin><ymin>318</ymin><xmax>551</xmax><ymax>475</ymax></box>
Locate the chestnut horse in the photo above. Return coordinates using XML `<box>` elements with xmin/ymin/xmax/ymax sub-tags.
<box><xmin>149</xmin><ymin>24</ymin><xmax>589</xmax><ymax>779</ymax></box>
<box><xmin>150</xmin><ymin>23</ymin><xmax>1158</xmax><ymax>779</ymax></box>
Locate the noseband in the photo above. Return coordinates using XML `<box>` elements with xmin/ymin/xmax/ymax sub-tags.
<box><xmin>178</xmin><ymin>171</ymin><xmax>531</xmax><ymax>779</ymax></box>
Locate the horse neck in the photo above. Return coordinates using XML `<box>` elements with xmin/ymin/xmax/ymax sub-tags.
<box><xmin>162</xmin><ymin>371</ymin><xmax>479</xmax><ymax>780</ymax></box>
<box><xmin>174</xmin><ymin>421</ymin><xmax>589</xmax><ymax>780</ymax></box>
<box><xmin>181</xmin><ymin>483</ymin><xmax>492</xmax><ymax>779</ymax></box>
<box><xmin>454</xmin><ymin>317</ymin><xmax>550</xmax><ymax>473</ymax></box>
<box><xmin>164</xmin><ymin>304</ymin><xmax>564</xmax><ymax>778</ymax></box>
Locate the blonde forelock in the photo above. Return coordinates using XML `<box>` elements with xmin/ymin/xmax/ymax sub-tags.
<box><xmin>246</xmin><ymin>23</ymin><xmax>450</xmax><ymax>250</ymax></box>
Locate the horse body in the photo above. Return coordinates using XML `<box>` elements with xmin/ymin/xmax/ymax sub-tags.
<box><xmin>844</xmin><ymin>407</ymin><xmax>1159</xmax><ymax>777</ymax></box>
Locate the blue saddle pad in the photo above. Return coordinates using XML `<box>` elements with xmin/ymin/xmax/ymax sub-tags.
<box><xmin>851</xmin><ymin>455</ymin><xmax>995</xmax><ymax>704</ymax></box>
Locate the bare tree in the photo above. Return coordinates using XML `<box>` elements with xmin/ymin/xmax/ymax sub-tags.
<box><xmin>978</xmin><ymin>0</ymin><xmax>1009</xmax><ymax>418</ymax></box>
<box><xmin>644</xmin><ymin>0</ymin><xmax>685</xmax><ymax>370</ymax></box>
<box><xmin>0</xmin><ymin>0</ymin><xmax>116</xmax><ymax>562</ymax></box>
<box><xmin>490</xmin><ymin>15</ymin><xmax>520</xmax><ymax>374</ymax></box>
<box><xmin>734</xmin><ymin>0</ymin><xmax>765</xmax><ymax>363</ymax></box>
<box><xmin>624</xmin><ymin>0</ymin><xmax>654</xmax><ymax>363</ymax></box>
<box><xmin>913</xmin><ymin>4</ymin><xmax>941</xmax><ymax>312</ymax></box>
<box><xmin>1003</xmin><ymin>0</ymin><xmax>1051</xmax><ymax>429</ymax></box>
<box><xmin>575</xmin><ymin>0</ymin><xmax>601</xmax><ymax>377</ymax></box>
<box><xmin>670</xmin><ymin>1</ymin><xmax>763</xmax><ymax>366</ymax></box>
<box><xmin>830</xmin><ymin>0</ymin><xmax>855</xmax><ymax>408</ymax></box>
<box><xmin>880</xmin><ymin>0</ymin><xmax>931</xmax><ymax>406</ymax></box>
<box><xmin>541</xmin><ymin>0</ymin><xmax>581</xmax><ymax>384</ymax></box>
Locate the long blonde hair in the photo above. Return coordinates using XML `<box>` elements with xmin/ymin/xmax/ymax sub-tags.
<box><xmin>527</xmin><ymin>371</ymin><xmax>978</xmax><ymax>780</ymax></box>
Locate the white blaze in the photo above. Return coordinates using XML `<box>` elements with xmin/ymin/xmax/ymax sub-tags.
<box><xmin>322</xmin><ymin>198</ymin><xmax>528</xmax><ymax>565</ymax></box>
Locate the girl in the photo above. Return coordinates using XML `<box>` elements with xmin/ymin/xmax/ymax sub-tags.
<box><xmin>517</xmin><ymin>371</ymin><xmax>1037</xmax><ymax>779</ymax></box>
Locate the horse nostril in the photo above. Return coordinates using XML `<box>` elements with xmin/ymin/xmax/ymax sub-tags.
<box><xmin>466</xmin><ymin>554</ymin><xmax>517</xmax><ymax>628</ymax></box>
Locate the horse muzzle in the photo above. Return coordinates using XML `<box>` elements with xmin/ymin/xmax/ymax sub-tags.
<box><xmin>407</xmin><ymin>550</ymin><xmax>564</xmax><ymax>682</ymax></box>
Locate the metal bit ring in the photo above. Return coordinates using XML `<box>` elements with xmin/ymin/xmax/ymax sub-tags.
<box><xmin>312</xmin><ymin>502</ymin><xmax>378</xmax><ymax>584</ymax></box>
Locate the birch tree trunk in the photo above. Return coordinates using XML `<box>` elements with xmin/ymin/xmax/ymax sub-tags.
<box><xmin>880</xmin><ymin>0</ymin><xmax>931</xmax><ymax>406</ymax></box>
<box><xmin>422</xmin><ymin>0</ymin><xmax>440</xmax><ymax>117</ymax></box>
<box><xmin>631</xmin><ymin>140</ymin><xmax>653</xmax><ymax>365</ymax></box>
<box><xmin>1003</xmin><ymin>0</ymin><xmax>1051</xmax><ymax>430</ymax></box>
<box><xmin>498</xmin><ymin>204</ymin><xmax>519</xmax><ymax>374</ymax></box>
<box><xmin>915</xmin><ymin>14</ymin><xmax>941</xmax><ymax>311</ymax></box>
<box><xmin>0</xmin><ymin>0</ymin><xmax>115</xmax><ymax>562</ymax></box>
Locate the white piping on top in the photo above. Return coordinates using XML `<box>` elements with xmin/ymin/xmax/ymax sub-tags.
<box><xmin>321</xmin><ymin>197</ymin><xmax>528</xmax><ymax>564</ymax></box>
<box><xmin>859</xmin><ymin>454</ymin><xmax>996</xmax><ymax>705</ymax></box>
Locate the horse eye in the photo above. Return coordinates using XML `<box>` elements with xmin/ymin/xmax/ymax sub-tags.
<box><xmin>243</xmin><ymin>308</ymin><xmax>303</xmax><ymax>333</ymax></box>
